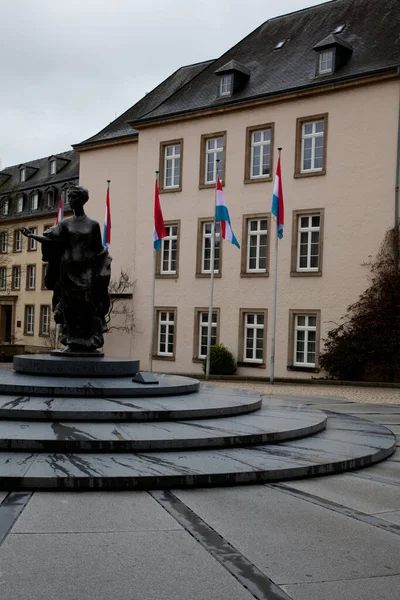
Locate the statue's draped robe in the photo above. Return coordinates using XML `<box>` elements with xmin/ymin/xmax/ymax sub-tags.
<box><xmin>42</xmin><ymin>216</ymin><xmax>111</xmax><ymax>350</ymax></box>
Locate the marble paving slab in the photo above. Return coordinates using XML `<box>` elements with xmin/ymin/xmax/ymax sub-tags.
<box><xmin>0</xmin><ymin>401</ymin><xmax>327</xmax><ymax>452</ymax></box>
<box><xmin>0</xmin><ymin>412</ymin><xmax>394</xmax><ymax>490</ymax></box>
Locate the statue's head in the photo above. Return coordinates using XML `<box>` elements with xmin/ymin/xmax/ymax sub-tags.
<box><xmin>68</xmin><ymin>185</ymin><xmax>89</xmax><ymax>208</ymax></box>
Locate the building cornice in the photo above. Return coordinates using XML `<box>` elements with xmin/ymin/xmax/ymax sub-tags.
<box><xmin>74</xmin><ymin>136</ymin><xmax>138</xmax><ymax>153</ymax></box>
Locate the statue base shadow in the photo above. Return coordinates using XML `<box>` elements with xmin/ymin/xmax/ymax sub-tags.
<box><xmin>0</xmin><ymin>354</ymin><xmax>395</xmax><ymax>491</ymax></box>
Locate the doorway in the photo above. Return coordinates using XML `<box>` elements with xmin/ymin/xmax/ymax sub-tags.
<box><xmin>0</xmin><ymin>305</ymin><xmax>13</xmax><ymax>343</ymax></box>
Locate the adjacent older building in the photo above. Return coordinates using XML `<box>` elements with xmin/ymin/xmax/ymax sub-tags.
<box><xmin>0</xmin><ymin>151</ymin><xmax>78</xmax><ymax>353</ymax></box>
<box><xmin>75</xmin><ymin>0</ymin><xmax>400</xmax><ymax>379</ymax></box>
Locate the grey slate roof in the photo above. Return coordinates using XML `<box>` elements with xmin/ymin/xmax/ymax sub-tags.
<box><xmin>74</xmin><ymin>59</ymin><xmax>214</xmax><ymax>149</ymax></box>
<box><xmin>131</xmin><ymin>0</ymin><xmax>400</xmax><ymax>124</ymax></box>
<box><xmin>0</xmin><ymin>150</ymin><xmax>79</xmax><ymax>222</ymax></box>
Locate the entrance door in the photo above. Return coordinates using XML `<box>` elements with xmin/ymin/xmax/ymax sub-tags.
<box><xmin>0</xmin><ymin>305</ymin><xmax>13</xmax><ymax>343</ymax></box>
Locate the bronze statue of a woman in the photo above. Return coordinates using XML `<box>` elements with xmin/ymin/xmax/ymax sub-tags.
<box><xmin>21</xmin><ymin>185</ymin><xmax>111</xmax><ymax>353</ymax></box>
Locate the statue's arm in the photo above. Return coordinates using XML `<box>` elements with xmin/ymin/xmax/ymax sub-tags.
<box><xmin>20</xmin><ymin>228</ymin><xmax>52</xmax><ymax>244</ymax></box>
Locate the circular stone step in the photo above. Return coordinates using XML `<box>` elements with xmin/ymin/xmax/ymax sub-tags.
<box><xmin>0</xmin><ymin>387</ymin><xmax>262</xmax><ymax>422</ymax></box>
<box><xmin>13</xmin><ymin>355</ymin><xmax>140</xmax><ymax>378</ymax></box>
<box><xmin>0</xmin><ymin>412</ymin><xmax>394</xmax><ymax>490</ymax></box>
<box><xmin>0</xmin><ymin>402</ymin><xmax>327</xmax><ymax>452</ymax></box>
<box><xmin>0</xmin><ymin>372</ymin><xmax>199</xmax><ymax>398</ymax></box>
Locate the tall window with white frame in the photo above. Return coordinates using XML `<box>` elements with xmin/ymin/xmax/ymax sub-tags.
<box><xmin>251</xmin><ymin>130</ymin><xmax>271</xmax><ymax>178</ymax></box>
<box><xmin>20</xmin><ymin>168</ymin><xmax>26</xmax><ymax>183</ymax></box>
<box><xmin>319</xmin><ymin>50</ymin><xmax>333</xmax><ymax>74</ymax></box>
<box><xmin>40</xmin><ymin>305</ymin><xmax>51</xmax><ymax>336</ymax></box>
<box><xmin>202</xmin><ymin>222</ymin><xmax>220</xmax><ymax>274</ymax></box>
<box><xmin>199</xmin><ymin>312</ymin><xmax>217</xmax><ymax>359</ymax></box>
<box><xmin>164</xmin><ymin>144</ymin><xmax>181</xmax><ymax>189</ymax></box>
<box><xmin>0</xmin><ymin>231</ymin><xmax>8</xmax><ymax>254</ymax></box>
<box><xmin>28</xmin><ymin>227</ymin><xmax>37</xmax><ymax>251</ymax></box>
<box><xmin>161</xmin><ymin>225</ymin><xmax>178</xmax><ymax>275</ymax></box>
<box><xmin>247</xmin><ymin>218</ymin><xmax>267</xmax><ymax>272</ymax></box>
<box><xmin>157</xmin><ymin>311</ymin><xmax>175</xmax><ymax>357</ymax></box>
<box><xmin>2</xmin><ymin>199</ymin><xmax>9</xmax><ymax>216</ymax></box>
<box><xmin>244</xmin><ymin>313</ymin><xmax>265</xmax><ymax>363</ymax></box>
<box><xmin>301</xmin><ymin>121</ymin><xmax>324</xmax><ymax>172</ymax></box>
<box><xmin>14</xmin><ymin>230</ymin><xmax>22</xmax><ymax>252</ymax></box>
<box><xmin>50</xmin><ymin>160</ymin><xmax>57</xmax><ymax>175</ymax></box>
<box><xmin>0</xmin><ymin>267</ymin><xmax>6</xmax><ymax>290</ymax></box>
<box><xmin>17</xmin><ymin>196</ymin><xmax>24</xmax><ymax>213</ymax></box>
<box><xmin>31</xmin><ymin>192</ymin><xmax>39</xmax><ymax>211</ymax></box>
<box><xmin>25</xmin><ymin>305</ymin><xmax>34</xmax><ymax>335</ymax></box>
<box><xmin>27</xmin><ymin>265</ymin><xmax>36</xmax><ymax>290</ymax></box>
<box><xmin>46</xmin><ymin>190</ymin><xmax>54</xmax><ymax>208</ymax></box>
<box><xmin>294</xmin><ymin>315</ymin><xmax>317</xmax><ymax>367</ymax></box>
<box><xmin>12</xmin><ymin>266</ymin><xmax>21</xmax><ymax>290</ymax></box>
<box><xmin>297</xmin><ymin>215</ymin><xmax>320</xmax><ymax>271</ymax></box>
<box><xmin>219</xmin><ymin>74</ymin><xmax>232</xmax><ymax>96</ymax></box>
<box><xmin>206</xmin><ymin>137</ymin><xmax>223</xmax><ymax>184</ymax></box>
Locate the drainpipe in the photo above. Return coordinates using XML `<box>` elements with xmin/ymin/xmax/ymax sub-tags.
<box><xmin>394</xmin><ymin>67</ymin><xmax>400</xmax><ymax>274</ymax></box>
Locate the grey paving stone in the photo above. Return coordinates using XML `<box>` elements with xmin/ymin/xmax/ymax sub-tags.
<box><xmin>174</xmin><ymin>486</ymin><xmax>400</xmax><ymax>585</ymax></box>
<box><xmin>12</xmin><ymin>491</ymin><xmax>182</xmax><ymax>533</ymax></box>
<box><xmin>0</xmin><ymin>530</ymin><xmax>254</xmax><ymax>600</ymax></box>
<box><xmin>0</xmin><ymin>492</ymin><xmax>7</xmax><ymax>503</ymax></box>
<box><xmin>282</xmin><ymin>575</ymin><xmax>400</xmax><ymax>600</ymax></box>
<box><xmin>284</xmin><ymin>473</ymin><xmax>400</xmax><ymax>514</ymax></box>
<box><xmin>375</xmin><ymin>511</ymin><xmax>400</xmax><ymax>525</ymax></box>
<box><xmin>354</xmin><ymin>458</ymin><xmax>400</xmax><ymax>483</ymax></box>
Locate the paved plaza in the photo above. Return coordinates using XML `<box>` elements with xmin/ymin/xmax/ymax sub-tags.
<box><xmin>0</xmin><ymin>378</ymin><xmax>399</xmax><ymax>600</ymax></box>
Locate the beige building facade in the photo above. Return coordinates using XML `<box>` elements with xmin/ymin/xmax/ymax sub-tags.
<box><xmin>77</xmin><ymin>0</ymin><xmax>400</xmax><ymax>379</ymax></box>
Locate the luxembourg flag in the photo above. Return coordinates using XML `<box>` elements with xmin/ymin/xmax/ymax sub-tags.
<box><xmin>215</xmin><ymin>178</ymin><xmax>240</xmax><ymax>248</ymax></box>
<box><xmin>55</xmin><ymin>194</ymin><xmax>63</xmax><ymax>225</ymax></box>
<box><xmin>153</xmin><ymin>180</ymin><xmax>167</xmax><ymax>250</ymax></box>
<box><xmin>271</xmin><ymin>157</ymin><xmax>284</xmax><ymax>239</ymax></box>
<box><xmin>103</xmin><ymin>184</ymin><xmax>111</xmax><ymax>247</ymax></box>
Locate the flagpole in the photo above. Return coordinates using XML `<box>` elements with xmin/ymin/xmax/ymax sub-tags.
<box><xmin>148</xmin><ymin>171</ymin><xmax>159</xmax><ymax>373</ymax></box>
<box><xmin>205</xmin><ymin>160</ymin><xmax>220</xmax><ymax>380</ymax></box>
<box><xmin>270</xmin><ymin>148</ymin><xmax>282</xmax><ymax>384</ymax></box>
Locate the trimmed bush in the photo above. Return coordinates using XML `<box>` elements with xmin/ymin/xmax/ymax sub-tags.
<box><xmin>202</xmin><ymin>344</ymin><xmax>237</xmax><ymax>375</ymax></box>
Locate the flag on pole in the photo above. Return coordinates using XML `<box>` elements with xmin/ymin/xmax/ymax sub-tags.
<box><xmin>103</xmin><ymin>184</ymin><xmax>111</xmax><ymax>247</ymax></box>
<box><xmin>55</xmin><ymin>194</ymin><xmax>63</xmax><ymax>225</ymax></box>
<box><xmin>271</xmin><ymin>157</ymin><xmax>284</xmax><ymax>239</ymax></box>
<box><xmin>215</xmin><ymin>178</ymin><xmax>240</xmax><ymax>248</ymax></box>
<box><xmin>153</xmin><ymin>180</ymin><xmax>167</xmax><ymax>250</ymax></box>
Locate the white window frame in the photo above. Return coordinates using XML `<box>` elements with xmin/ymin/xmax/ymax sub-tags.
<box><xmin>301</xmin><ymin>120</ymin><xmax>325</xmax><ymax>173</ymax></box>
<box><xmin>31</xmin><ymin>192</ymin><xmax>39</xmax><ymax>211</ymax></box>
<box><xmin>198</xmin><ymin>311</ymin><xmax>217</xmax><ymax>359</ymax></box>
<box><xmin>294</xmin><ymin>315</ymin><xmax>317</xmax><ymax>367</ymax></box>
<box><xmin>40</xmin><ymin>306</ymin><xmax>51</xmax><ymax>336</ymax></box>
<box><xmin>50</xmin><ymin>160</ymin><xmax>57</xmax><ymax>175</ymax></box>
<box><xmin>12</xmin><ymin>266</ymin><xmax>21</xmax><ymax>290</ymax></box>
<box><xmin>161</xmin><ymin>225</ymin><xmax>178</xmax><ymax>275</ymax></box>
<box><xmin>0</xmin><ymin>267</ymin><xmax>6</xmax><ymax>290</ymax></box>
<box><xmin>164</xmin><ymin>144</ymin><xmax>181</xmax><ymax>189</ymax></box>
<box><xmin>28</xmin><ymin>228</ymin><xmax>37</xmax><ymax>251</ymax></box>
<box><xmin>0</xmin><ymin>232</ymin><xmax>8</xmax><ymax>253</ymax></box>
<box><xmin>26</xmin><ymin>306</ymin><xmax>34</xmax><ymax>335</ymax></box>
<box><xmin>319</xmin><ymin>50</ymin><xmax>334</xmax><ymax>74</ymax></box>
<box><xmin>201</xmin><ymin>222</ymin><xmax>220</xmax><ymax>274</ymax></box>
<box><xmin>157</xmin><ymin>311</ymin><xmax>175</xmax><ymax>357</ymax></box>
<box><xmin>17</xmin><ymin>196</ymin><xmax>24</xmax><ymax>213</ymax></box>
<box><xmin>205</xmin><ymin>137</ymin><xmax>224</xmax><ymax>184</ymax></box>
<box><xmin>219</xmin><ymin>74</ymin><xmax>233</xmax><ymax>96</ymax></box>
<box><xmin>20</xmin><ymin>168</ymin><xmax>26</xmax><ymax>183</ymax></box>
<box><xmin>244</xmin><ymin>313</ymin><xmax>265</xmax><ymax>363</ymax></box>
<box><xmin>247</xmin><ymin>218</ymin><xmax>268</xmax><ymax>273</ymax></box>
<box><xmin>2</xmin><ymin>199</ymin><xmax>9</xmax><ymax>216</ymax></box>
<box><xmin>250</xmin><ymin>129</ymin><xmax>271</xmax><ymax>179</ymax></box>
<box><xmin>27</xmin><ymin>265</ymin><xmax>36</xmax><ymax>289</ymax></box>
<box><xmin>14</xmin><ymin>230</ymin><xmax>22</xmax><ymax>252</ymax></box>
<box><xmin>297</xmin><ymin>215</ymin><xmax>320</xmax><ymax>272</ymax></box>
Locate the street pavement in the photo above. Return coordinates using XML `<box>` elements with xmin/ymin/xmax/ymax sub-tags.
<box><xmin>0</xmin><ymin>380</ymin><xmax>399</xmax><ymax>599</ymax></box>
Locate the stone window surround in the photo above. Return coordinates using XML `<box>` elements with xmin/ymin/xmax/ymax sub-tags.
<box><xmin>244</xmin><ymin>123</ymin><xmax>274</xmax><ymax>184</ymax></box>
<box><xmin>196</xmin><ymin>217</ymin><xmax>223</xmax><ymax>278</ymax></box>
<box><xmin>294</xmin><ymin>113</ymin><xmax>328</xmax><ymax>178</ymax></box>
<box><xmin>158</xmin><ymin>139</ymin><xmax>183</xmax><ymax>193</ymax></box>
<box><xmin>152</xmin><ymin>306</ymin><xmax>177</xmax><ymax>361</ymax></box>
<box><xmin>290</xmin><ymin>208</ymin><xmax>325</xmax><ymax>277</ymax></box>
<box><xmin>237</xmin><ymin>308</ymin><xmax>268</xmax><ymax>368</ymax></box>
<box><xmin>287</xmin><ymin>309</ymin><xmax>321</xmax><ymax>373</ymax></box>
<box><xmin>199</xmin><ymin>131</ymin><xmax>227</xmax><ymax>189</ymax></box>
<box><xmin>192</xmin><ymin>307</ymin><xmax>220</xmax><ymax>363</ymax></box>
<box><xmin>155</xmin><ymin>220</ymin><xmax>181</xmax><ymax>279</ymax></box>
<box><xmin>240</xmin><ymin>213</ymin><xmax>270</xmax><ymax>278</ymax></box>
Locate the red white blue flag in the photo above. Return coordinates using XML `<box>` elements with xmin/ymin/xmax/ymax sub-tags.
<box><xmin>103</xmin><ymin>184</ymin><xmax>111</xmax><ymax>247</ymax></box>
<box><xmin>55</xmin><ymin>194</ymin><xmax>63</xmax><ymax>225</ymax></box>
<box><xmin>215</xmin><ymin>178</ymin><xmax>240</xmax><ymax>248</ymax></box>
<box><xmin>153</xmin><ymin>180</ymin><xmax>166</xmax><ymax>250</ymax></box>
<box><xmin>271</xmin><ymin>157</ymin><xmax>284</xmax><ymax>239</ymax></box>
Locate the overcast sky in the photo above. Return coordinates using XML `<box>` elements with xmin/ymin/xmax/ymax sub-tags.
<box><xmin>0</xmin><ymin>0</ymin><xmax>330</xmax><ymax>168</ymax></box>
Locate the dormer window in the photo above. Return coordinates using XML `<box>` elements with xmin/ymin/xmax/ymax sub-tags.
<box><xmin>31</xmin><ymin>191</ymin><xmax>39</xmax><ymax>211</ymax></box>
<box><xmin>319</xmin><ymin>50</ymin><xmax>334</xmax><ymax>74</ymax></box>
<box><xmin>46</xmin><ymin>189</ymin><xmax>54</xmax><ymax>208</ymax></box>
<box><xmin>2</xmin><ymin>198</ymin><xmax>9</xmax><ymax>216</ymax></box>
<box><xmin>219</xmin><ymin>74</ymin><xmax>233</xmax><ymax>97</ymax></box>
<box><xmin>17</xmin><ymin>196</ymin><xmax>24</xmax><ymax>213</ymax></box>
<box><xmin>50</xmin><ymin>159</ymin><xmax>57</xmax><ymax>175</ymax></box>
<box><xmin>20</xmin><ymin>168</ymin><xmax>26</xmax><ymax>183</ymax></box>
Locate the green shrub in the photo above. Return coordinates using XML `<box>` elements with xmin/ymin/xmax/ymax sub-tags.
<box><xmin>202</xmin><ymin>344</ymin><xmax>237</xmax><ymax>375</ymax></box>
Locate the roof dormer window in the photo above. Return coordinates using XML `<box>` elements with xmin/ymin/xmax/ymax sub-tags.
<box><xmin>17</xmin><ymin>196</ymin><xmax>24</xmax><ymax>213</ymax></box>
<box><xmin>31</xmin><ymin>191</ymin><xmax>39</xmax><ymax>211</ymax></box>
<box><xmin>219</xmin><ymin>74</ymin><xmax>233</xmax><ymax>97</ymax></box>
<box><xmin>2</xmin><ymin>198</ymin><xmax>9</xmax><ymax>216</ymax></box>
<box><xmin>20</xmin><ymin>168</ymin><xmax>26</xmax><ymax>183</ymax></box>
<box><xmin>50</xmin><ymin>159</ymin><xmax>57</xmax><ymax>175</ymax></box>
<box><xmin>319</xmin><ymin>50</ymin><xmax>334</xmax><ymax>74</ymax></box>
